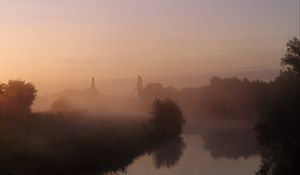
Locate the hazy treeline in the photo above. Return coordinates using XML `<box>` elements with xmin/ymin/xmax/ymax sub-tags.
<box><xmin>255</xmin><ymin>38</ymin><xmax>300</xmax><ymax>175</ymax></box>
<box><xmin>0</xmin><ymin>78</ymin><xmax>185</xmax><ymax>174</ymax></box>
<box><xmin>138</xmin><ymin>37</ymin><xmax>300</xmax><ymax>174</ymax></box>
<box><xmin>201</xmin><ymin>126</ymin><xmax>257</xmax><ymax>160</ymax></box>
<box><xmin>139</xmin><ymin>74</ymin><xmax>271</xmax><ymax>122</ymax></box>
<box><xmin>33</xmin><ymin>87</ymin><xmax>143</xmax><ymax>116</ymax></box>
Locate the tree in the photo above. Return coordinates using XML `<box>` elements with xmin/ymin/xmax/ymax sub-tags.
<box><xmin>150</xmin><ymin>99</ymin><xmax>185</xmax><ymax>137</ymax></box>
<box><xmin>140</xmin><ymin>83</ymin><xmax>178</xmax><ymax>108</ymax></box>
<box><xmin>0</xmin><ymin>80</ymin><xmax>37</xmax><ymax>116</ymax></box>
<box><xmin>255</xmin><ymin>38</ymin><xmax>300</xmax><ymax>175</ymax></box>
<box><xmin>0</xmin><ymin>82</ymin><xmax>5</xmax><ymax>116</ymax></box>
<box><xmin>51</xmin><ymin>97</ymin><xmax>73</xmax><ymax>112</ymax></box>
<box><xmin>281</xmin><ymin>37</ymin><xmax>300</xmax><ymax>76</ymax></box>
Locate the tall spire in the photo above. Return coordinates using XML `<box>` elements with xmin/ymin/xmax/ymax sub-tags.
<box><xmin>91</xmin><ymin>77</ymin><xmax>95</xmax><ymax>89</ymax></box>
<box><xmin>137</xmin><ymin>75</ymin><xmax>143</xmax><ymax>98</ymax></box>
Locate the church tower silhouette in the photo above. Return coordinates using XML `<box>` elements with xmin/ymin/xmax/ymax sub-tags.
<box><xmin>137</xmin><ymin>75</ymin><xmax>143</xmax><ymax>98</ymax></box>
<box><xmin>91</xmin><ymin>77</ymin><xmax>96</xmax><ymax>89</ymax></box>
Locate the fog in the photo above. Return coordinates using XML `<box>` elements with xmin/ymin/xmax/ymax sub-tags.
<box><xmin>32</xmin><ymin>72</ymin><xmax>276</xmax><ymax>126</ymax></box>
<box><xmin>32</xmin><ymin>79</ymin><xmax>145</xmax><ymax>117</ymax></box>
<box><xmin>1</xmin><ymin>1</ymin><xmax>298</xmax><ymax>174</ymax></box>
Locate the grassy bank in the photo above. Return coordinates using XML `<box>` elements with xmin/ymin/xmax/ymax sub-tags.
<box><xmin>0</xmin><ymin>112</ymin><xmax>182</xmax><ymax>175</ymax></box>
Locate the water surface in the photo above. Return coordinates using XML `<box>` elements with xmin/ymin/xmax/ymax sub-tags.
<box><xmin>116</xmin><ymin>134</ymin><xmax>260</xmax><ymax>175</ymax></box>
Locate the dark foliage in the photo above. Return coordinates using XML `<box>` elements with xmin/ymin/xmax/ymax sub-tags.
<box><xmin>187</xmin><ymin>77</ymin><xmax>271</xmax><ymax>120</ymax></box>
<box><xmin>0</xmin><ymin>80</ymin><xmax>36</xmax><ymax>117</ymax></box>
<box><xmin>150</xmin><ymin>99</ymin><xmax>185</xmax><ymax>138</ymax></box>
<box><xmin>255</xmin><ymin>37</ymin><xmax>300</xmax><ymax>175</ymax></box>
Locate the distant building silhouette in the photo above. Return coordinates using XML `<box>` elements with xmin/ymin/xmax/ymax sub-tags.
<box><xmin>137</xmin><ymin>75</ymin><xmax>143</xmax><ymax>98</ymax></box>
<box><xmin>88</xmin><ymin>77</ymin><xmax>98</xmax><ymax>94</ymax></box>
<box><xmin>91</xmin><ymin>77</ymin><xmax>96</xmax><ymax>89</ymax></box>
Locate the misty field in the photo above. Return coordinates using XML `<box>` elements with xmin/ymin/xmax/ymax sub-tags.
<box><xmin>0</xmin><ymin>113</ymin><xmax>166</xmax><ymax>175</ymax></box>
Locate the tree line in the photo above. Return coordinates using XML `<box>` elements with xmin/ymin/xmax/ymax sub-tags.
<box><xmin>139</xmin><ymin>72</ymin><xmax>272</xmax><ymax>122</ymax></box>
<box><xmin>138</xmin><ymin>37</ymin><xmax>300</xmax><ymax>174</ymax></box>
<box><xmin>0</xmin><ymin>81</ymin><xmax>185</xmax><ymax>174</ymax></box>
<box><xmin>255</xmin><ymin>37</ymin><xmax>300</xmax><ymax>175</ymax></box>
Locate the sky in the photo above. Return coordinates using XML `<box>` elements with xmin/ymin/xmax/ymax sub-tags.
<box><xmin>0</xmin><ymin>0</ymin><xmax>299</xmax><ymax>85</ymax></box>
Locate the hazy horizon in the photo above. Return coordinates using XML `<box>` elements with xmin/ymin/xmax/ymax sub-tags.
<box><xmin>29</xmin><ymin>69</ymin><xmax>278</xmax><ymax>96</ymax></box>
<box><xmin>0</xmin><ymin>0</ymin><xmax>298</xmax><ymax>86</ymax></box>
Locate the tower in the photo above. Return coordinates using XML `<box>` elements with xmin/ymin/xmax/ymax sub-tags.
<box><xmin>91</xmin><ymin>77</ymin><xmax>96</xmax><ymax>89</ymax></box>
<box><xmin>137</xmin><ymin>75</ymin><xmax>143</xmax><ymax>98</ymax></box>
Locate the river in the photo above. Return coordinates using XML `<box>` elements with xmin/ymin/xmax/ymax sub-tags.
<box><xmin>115</xmin><ymin>131</ymin><xmax>260</xmax><ymax>175</ymax></box>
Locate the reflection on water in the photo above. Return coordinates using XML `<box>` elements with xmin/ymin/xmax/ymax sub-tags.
<box><xmin>0</xmin><ymin>125</ymin><xmax>259</xmax><ymax>175</ymax></box>
<box><xmin>152</xmin><ymin>137</ymin><xmax>185</xmax><ymax>169</ymax></box>
<box><xmin>117</xmin><ymin>134</ymin><xmax>260</xmax><ymax>175</ymax></box>
<box><xmin>201</xmin><ymin>127</ymin><xmax>257</xmax><ymax>159</ymax></box>
<box><xmin>115</xmin><ymin>123</ymin><xmax>259</xmax><ymax>175</ymax></box>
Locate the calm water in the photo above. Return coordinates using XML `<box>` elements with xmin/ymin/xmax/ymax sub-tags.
<box><xmin>115</xmin><ymin>134</ymin><xmax>260</xmax><ymax>175</ymax></box>
<box><xmin>0</xmin><ymin>119</ymin><xmax>260</xmax><ymax>175</ymax></box>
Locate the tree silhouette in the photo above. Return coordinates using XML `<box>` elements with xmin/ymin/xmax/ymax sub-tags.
<box><xmin>150</xmin><ymin>99</ymin><xmax>185</xmax><ymax>137</ymax></box>
<box><xmin>281</xmin><ymin>37</ymin><xmax>300</xmax><ymax>76</ymax></box>
<box><xmin>51</xmin><ymin>97</ymin><xmax>73</xmax><ymax>112</ymax></box>
<box><xmin>255</xmin><ymin>38</ymin><xmax>300</xmax><ymax>175</ymax></box>
<box><xmin>140</xmin><ymin>77</ymin><xmax>270</xmax><ymax>121</ymax></box>
<box><xmin>140</xmin><ymin>83</ymin><xmax>178</xmax><ymax>108</ymax></box>
<box><xmin>0</xmin><ymin>80</ymin><xmax>37</xmax><ymax>116</ymax></box>
<box><xmin>0</xmin><ymin>82</ymin><xmax>5</xmax><ymax>116</ymax></box>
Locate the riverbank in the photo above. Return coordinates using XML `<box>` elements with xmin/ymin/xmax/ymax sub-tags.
<box><xmin>0</xmin><ymin>112</ymin><xmax>182</xmax><ymax>175</ymax></box>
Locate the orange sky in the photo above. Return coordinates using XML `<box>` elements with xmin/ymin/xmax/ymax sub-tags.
<box><xmin>0</xmin><ymin>0</ymin><xmax>299</xmax><ymax>84</ymax></box>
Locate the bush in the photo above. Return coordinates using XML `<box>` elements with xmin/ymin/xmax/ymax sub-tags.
<box><xmin>0</xmin><ymin>80</ymin><xmax>36</xmax><ymax>117</ymax></box>
<box><xmin>150</xmin><ymin>99</ymin><xmax>185</xmax><ymax>137</ymax></box>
